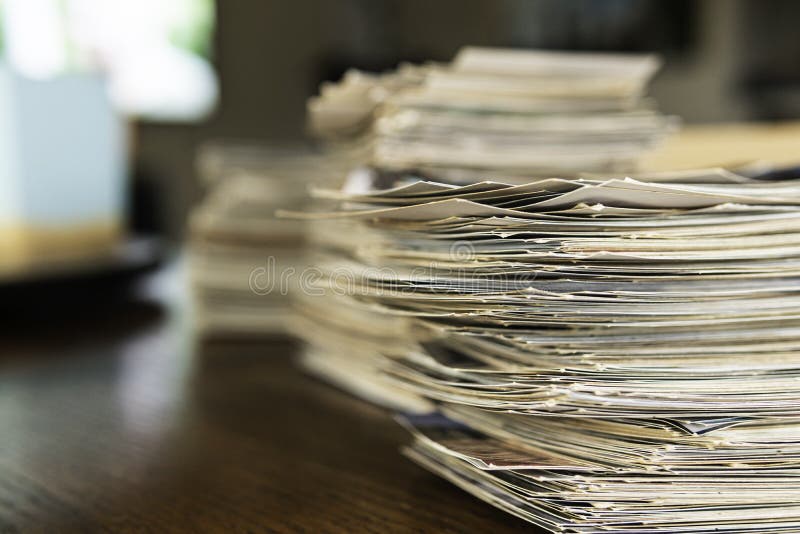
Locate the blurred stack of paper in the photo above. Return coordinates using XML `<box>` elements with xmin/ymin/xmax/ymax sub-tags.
<box><xmin>308</xmin><ymin>47</ymin><xmax>677</xmax><ymax>182</ymax></box>
<box><xmin>286</xmin><ymin>168</ymin><xmax>800</xmax><ymax>531</ymax></box>
<box><xmin>190</xmin><ymin>144</ymin><xmax>332</xmax><ymax>337</ymax></box>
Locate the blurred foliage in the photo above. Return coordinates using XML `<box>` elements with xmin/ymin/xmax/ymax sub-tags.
<box><xmin>168</xmin><ymin>0</ymin><xmax>215</xmax><ymax>59</ymax></box>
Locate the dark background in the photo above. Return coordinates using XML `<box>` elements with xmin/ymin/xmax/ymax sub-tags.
<box><xmin>132</xmin><ymin>0</ymin><xmax>800</xmax><ymax>240</ymax></box>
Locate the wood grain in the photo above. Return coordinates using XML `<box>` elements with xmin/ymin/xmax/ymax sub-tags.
<box><xmin>0</xmin><ymin>269</ymin><xmax>533</xmax><ymax>533</ymax></box>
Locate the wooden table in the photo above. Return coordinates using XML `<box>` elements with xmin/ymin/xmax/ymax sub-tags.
<box><xmin>0</xmin><ymin>262</ymin><xmax>532</xmax><ymax>532</ymax></box>
<box><xmin>642</xmin><ymin>120</ymin><xmax>800</xmax><ymax>171</ymax></box>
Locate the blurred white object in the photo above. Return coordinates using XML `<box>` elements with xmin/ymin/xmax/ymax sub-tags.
<box><xmin>0</xmin><ymin>64</ymin><xmax>126</xmax><ymax>269</ymax></box>
<box><xmin>0</xmin><ymin>0</ymin><xmax>217</xmax><ymax>122</ymax></box>
<box><xmin>1</xmin><ymin>0</ymin><xmax>69</xmax><ymax>80</ymax></box>
<box><xmin>107</xmin><ymin>42</ymin><xmax>217</xmax><ymax>121</ymax></box>
<box><xmin>189</xmin><ymin>144</ymin><xmax>340</xmax><ymax>337</ymax></box>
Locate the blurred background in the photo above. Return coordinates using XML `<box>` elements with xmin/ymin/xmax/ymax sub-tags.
<box><xmin>116</xmin><ymin>0</ymin><xmax>786</xmax><ymax>241</ymax></box>
<box><xmin>0</xmin><ymin>0</ymin><xmax>797</xmax><ymax>326</ymax></box>
<box><xmin>4</xmin><ymin>0</ymin><xmax>799</xmax><ymax>249</ymax></box>
<box><xmin>141</xmin><ymin>0</ymin><xmax>800</xmax><ymax>240</ymax></box>
<box><xmin>2</xmin><ymin>0</ymin><xmax>800</xmax><ymax>311</ymax></box>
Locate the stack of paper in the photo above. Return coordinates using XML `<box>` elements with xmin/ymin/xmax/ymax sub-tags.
<box><xmin>294</xmin><ymin>46</ymin><xmax>676</xmax><ymax>410</ymax></box>
<box><xmin>292</xmin><ymin>47</ymin><xmax>800</xmax><ymax>530</ymax></box>
<box><xmin>190</xmin><ymin>144</ymin><xmax>333</xmax><ymax>337</ymax></box>
<box><xmin>286</xmin><ymin>168</ymin><xmax>800</xmax><ymax>531</ymax></box>
<box><xmin>308</xmin><ymin>47</ymin><xmax>677</xmax><ymax>182</ymax></box>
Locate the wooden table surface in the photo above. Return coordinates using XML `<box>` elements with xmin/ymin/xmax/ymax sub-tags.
<box><xmin>0</xmin><ymin>263</ymin><xmax>533</xmax><ymax>533</ymax></box>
